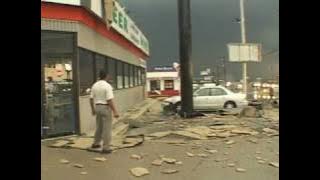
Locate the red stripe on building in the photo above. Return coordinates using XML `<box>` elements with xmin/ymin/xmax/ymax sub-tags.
<box><xmin>41</xmin><ymin>2</ymin><xmax>149</xmax><ymax>60</ymax></box>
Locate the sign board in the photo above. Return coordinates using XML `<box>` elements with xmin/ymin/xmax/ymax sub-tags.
<box><xmin>111</xmin><ymin>1</ymin><xmax>150</xmax><ymax>55</ymax></box>
<box><xmin>228</xmin><ymin>43</ymin><xmax>262</xmax><ymax>62</ymax></box>
<box><xmin>150</xmin><ymin>66</ymin><xmax>175</xmax><ymax>72</ymax></box>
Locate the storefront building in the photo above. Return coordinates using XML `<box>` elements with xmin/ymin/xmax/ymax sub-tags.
<box><xmin>41</xmin><ymin>0</ymin><xmax>149</xmax><ymax>138</ymax></box>
<box><xmin>146</xmin><ymin>66</ymin><xmax>180</xmax><ymax>97</ymax></box>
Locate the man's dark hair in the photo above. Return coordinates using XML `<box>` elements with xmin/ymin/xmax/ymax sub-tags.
<box><xmin>99</xmin><ymin>70</ymin><xmax>107</xmax><ymax>80</ymax></box>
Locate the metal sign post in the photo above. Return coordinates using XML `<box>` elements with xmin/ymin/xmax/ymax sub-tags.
<box><xmin>240</xmin><ymin>0</ymin><xmax>247</xmax><ymax>97</ymax></box>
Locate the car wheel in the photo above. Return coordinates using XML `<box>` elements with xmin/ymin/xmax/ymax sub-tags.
<box><xmin>224</xmin><ymin>101</ymin><xmax>236</xmax><ymax>109</ymax></box>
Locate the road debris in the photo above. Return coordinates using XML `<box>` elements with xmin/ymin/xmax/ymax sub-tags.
<box><xmin>206</xmin><ymin>150</ymin><xmax>218</xmax><ymax>154</ymax></box>
<box><xmin>161</xmin><ymin>169</ymin><xmax>179</xmax><ymax>174</ymax></box>
<box><xmin>59</xmin><ymin>159</ymin><xmax>70</xmax><ymax>164</ymax></box>
<box><xmin>269</xmin><ymin>162</ymin><xmax>279</xmax><ymax>168</ymax></box>
<box><xmin>248</xmin><ymin>139</ymin><xmax>258</xmax><ymax>144</ymax></box>
<box><xmin>186</xmin><ymin>152</ymin><xmax>195</xmax><ymax>157</ymax></box>
<box><xmin>216</xmin><ymin>132</ymin><xmax>232</xmax><ymax>138</ymax></box>
<box><xmin>162</xmin><ymin>157</ymin><xmax>177</xmax><ymax>164</ymax></box>
<box><xmin>151</xmin><ymin>159</ymin><xmax>163</xmax><ymax>166</ymax></box>
<box><xmin>130</xmin><ymin>154</ymin><xmax>142</xmax><ymax>160</ymax></box>
<box><xmin>73</xmin><ymin>164</ymin><xmax>84</xmax><ymax>168</ymax></box>
<box><xmin>231</xmin><ymin>129</ymin><xmax>257</xmax><ymax>135</ymax></box>
<box><xmin>236</xmin><ymin>168</ymin><xmax>247</xmax><ymax>172</ymax></box>
<box><xmin>93</xmin><ymin>157</ymin><xmax>107</xmax><ymax>162</ymax></box>
<box><xmin>130</xmin><ymin>167</ymin><xmax>150</xmax><ymax>177</ymax></box>
<box><xmin>80</xmin><ymin>172</ymin><xmax>88</xmax><ymax>175</ymax></box>
<box><xmin>225</xmin><ymin>140</ymin><xmax>235</xmax><ymax>145</ymax></box>
<box><xmin>198</xmin><ymin>153</ymin><xmax>208</xmax><ymax>158</ymax></box>
<box><xmin>263</xmin><ymin>128</ymin><xmax>278</xmax><ymax>134</ymax></box>
<box><xmin>172</xmin><ymin>131</ymin><xmax>208</xmax><ymax>140</ymax></box>
<box><xmin>215</xmin><ymin>158</ymin><xmax>229</xmax><ymax>162</ymax></box>
<box><xmin>49</xmin><ymin>140</ymin><xmax>70</xmax><ymax>148</ymax></box>
<box><xmin>239</xmin><ymin>106</ymin><xmax>259</xmax><ymax>118</ymax></box>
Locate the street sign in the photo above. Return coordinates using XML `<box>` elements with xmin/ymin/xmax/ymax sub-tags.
<box><xmin>228</xmin><ymin>43</ymin><xmax>262</xmax><ymax>62</ymax></box>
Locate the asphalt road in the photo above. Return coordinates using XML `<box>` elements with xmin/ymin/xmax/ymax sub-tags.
<box><xmin>42</xmin><ymin>135</ymin><xmax>279</xmax><ymax>180</ymax></box>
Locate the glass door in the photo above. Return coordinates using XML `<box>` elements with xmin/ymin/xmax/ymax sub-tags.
<box><xmin>42</xmin><ymin>55</ymin><xmax>76</xmax><ymax>137</ymax></box>
<box><xmin>41</xmin><ymin>31</ymin><xmax>77</xmax><ymax>138</ymax></box>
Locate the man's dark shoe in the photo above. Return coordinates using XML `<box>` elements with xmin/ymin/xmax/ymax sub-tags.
<box><xmin>101</xmin><ymin>149</ymin><xmax>112</xmax><ymax>154</ymax></box>
<box><xmin>91</xmin><ymin>144</ymin><xmax>101</xmax><ymax>149</ymax></box>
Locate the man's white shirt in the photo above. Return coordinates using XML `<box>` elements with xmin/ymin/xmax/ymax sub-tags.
<box><xmin>90</xmin><ymin>80</ymin><xmax>114</xmax><ymax>104</ymax></box>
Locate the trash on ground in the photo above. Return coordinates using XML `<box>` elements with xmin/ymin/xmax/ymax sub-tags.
<box><xmin>269</xmin><ymin>162</ymin><xmax>279</xmax><ymax>168</ymax></box>
<box><xmin>49</xmin><ymin>140</ymin><xmax>70</xmax><ymax>148</ymax></box>
<box><xmin>248</xmin><ymin>139</ymin><xmax>258</xmax><ymax>144</ymax></box>
<box><xmin>151</xmin><ymin>159</ymin><xmax>163</xmax><ymax>166</ymax></box>
<box><xmin>225</xmin><ymin>140</ymin><xmax>235</xmax><ymax>145</ymax></box>
<box><xmin>186</xmin><ymin>152</ymin><xmax>195</xmax><ymax>157</ymax></box>
<box><xmin>197</xmin><ymin>153</ymin><xmax>208</xmax><ymax>158</ymax></box>
<box><xmin>59</xmin><ymin>159</ymin><xmax>70</xmax><ymax>164</ymax></box>
<box><xmin>161</xmin><ymin>169</ymin><xmax>179</xmax><ymax>174</ymax></box>
<box><xmin>73</xmin><ymin>164</ymin><xmax>84</xmax><ymax>168</ymax></box>
<box><xmin>262</xmin><ymin>128</ymin><xmax>278</xmax><ymax>135</ymax></box>
<box><xmin>130</xmin><ymin>154</ymin><xmax>142</xmax><ymax>160</ymax></box>
<box><xmin>93</xmin><ymin>157</ymin><xmax>107</xmax><ymax>162</ymax></box>
<box><xmin>236</xmin><ymin>168</ymin><xmax>247</xmax><ymax>172</ymax></box>
<box><xmin>130</xmin><ymin>167</ymin><xmax>150</xmax><ymax>177</ymax></box>
<box><xmin>162</xmin><ymin>157</ymin><xmax>177</xmax><ymax>164</ymax></box>
<box><xmin>206</xmin><ymin>150</ymin><xmax>218</xmax><ymax>154</ymax></box>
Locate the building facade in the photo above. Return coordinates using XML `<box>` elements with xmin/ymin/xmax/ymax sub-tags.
<box><xmin>41</xmin><ymin>0</ymin><xmax>149</xmax><ymax>138</ymax></box>
<box><xmin>146</xmin><ymin>66</ymin><xmax>180</xmax><ymax>97</ymax></box>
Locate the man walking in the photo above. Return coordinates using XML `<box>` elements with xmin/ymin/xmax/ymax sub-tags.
<box><xmin>89</xmin><ymin>70</ymin><xmax>119</xmax><ymax>154</ymax></box>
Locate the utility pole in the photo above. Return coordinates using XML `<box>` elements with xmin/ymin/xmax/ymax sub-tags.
<box><xmin>178</xmin><ymin>0</ymin><xmax>193</xmax><ymax>118</ymax></box>
<box><xmin>240</xmin><ymin>0</ymin><xmax>248</xmax><ymax>96</ymax></box>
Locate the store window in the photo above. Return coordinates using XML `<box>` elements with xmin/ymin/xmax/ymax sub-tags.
<box><xmin>150</xmin><ymin>80</ymin><xmax>161</xmax><ymax>91</ymax></box>
<box><xmin>164</xmin><ymin>80</ymin><xmax>174</xmax><ymax>90</ymax></box>
<box><xmin>134</xmin><ymin>66</ymin><xmax>138</xmax><ymax>86</ymax></box>
<box><xmin>117</xmin><ymin>61</ymin><xmax>124</xmax><ymax>89</ymax></box>
<box><xmin>123</xmin><ymin>63</ymin><xmax>129</xmax><ymax>88</ymax></box>
<box><xmin>79</xmin><ymin>48</ymin><xmax>94</xmax><ymax>96</ymax></box>
<box><xmin>107</xmin><ymin>58</ymin><xmax>116</xmax><ymax>88</ymax></box>
<box><xmin>137</xmin><ymin>68</ymin><xmax>142</xmax><ymax>85</ymax></box>
<box><xmin>130</xmin><ymin>65</ymin><xmax>134</xmax><ymax>87</ymax></box>
<box><xmin>95</xmin><ymin>54</ymin><xmax>106</xmax><ymax>81</ymax></box>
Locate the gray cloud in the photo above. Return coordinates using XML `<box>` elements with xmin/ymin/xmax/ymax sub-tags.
<box><xmin>121</xmin><ymin>0</ymin><xmax>279</xmax><ymax>81</ymax></box>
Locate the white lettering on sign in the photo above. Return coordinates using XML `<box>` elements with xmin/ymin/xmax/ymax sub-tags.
<box><xmin>111</xmin><ymin>1</ymin><xmax>149</xmax><ymax>55</ymax></box>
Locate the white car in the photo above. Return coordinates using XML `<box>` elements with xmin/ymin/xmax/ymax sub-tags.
<box><xmin>162</xmin><ymin>85</ymin><xmax>248</xmax><ymax>111</ymax></box>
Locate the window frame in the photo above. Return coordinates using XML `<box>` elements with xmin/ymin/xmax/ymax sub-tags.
<box><xmin>210</xmin><ymin>88</ymin><xmax>228</xmax><ymax>96</ymax></box>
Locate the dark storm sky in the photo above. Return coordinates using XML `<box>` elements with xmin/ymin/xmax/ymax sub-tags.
<box><xmin>120</xmin><ymin>0</ymin><xmax>279</xmax><ymax>81</ymax></box>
